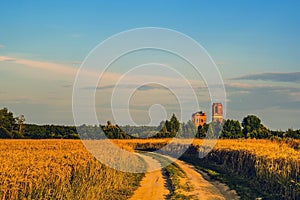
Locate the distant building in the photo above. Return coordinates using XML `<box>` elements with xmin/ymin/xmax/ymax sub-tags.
<box><xmin>192</xmin><ymin>111</ymin><xmax>206</xmax><ymax>127</ymax></box>
<box><xmin>212</xmin><ymin>103</ymin><xmax>223</xmax><ymax>123</ymax></box>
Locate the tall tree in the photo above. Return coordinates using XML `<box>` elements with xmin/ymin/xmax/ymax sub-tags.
<box><xmin>220</xmin><ymin>119</ymin><xmax>242</xmax><ymax>138</ymax></box>
<box><xmin>0</xmin><ymin>108</ymin><xmax>15</xmax><ymax>132</ymax></box>
<box><xmin>0</xmin><ymin>126</ymin><xmax>12</xmax><ymax>138</ymax></box>
<box><xmin>242</xmin><ymin>115</ymin><xmax>270</xmax><ymax>138</ymax></box>
<box><xmin>170</xmin><ymin>113</ymin><xmax>180</xmax><ymax>134</ymax></box>
<box><xmin>196</xmin><ymin>123</ymin><xmax>209</xmax><ymax>138</ymax></box>
<box><xmin>183</xmin><ymin>120</ymin><xmax>197</xmax><ymax>138</ymax></box>
<box><xmin>206</xmin><ymin>121</ymin><xmax>223</xmax><ymax>139</ymax></box>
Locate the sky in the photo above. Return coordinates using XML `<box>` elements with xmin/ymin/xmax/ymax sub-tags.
<box><xmin>0</xmin><ymin>0</ymin><xmax>300</xmax><ymax>130</ymax></box>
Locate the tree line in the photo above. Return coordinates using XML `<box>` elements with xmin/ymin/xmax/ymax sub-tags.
<box><xmin>0</xmin><ymin>107</ymin><xmax>299</xmax><ymax>139</ymax></box>
<box><xmin>196</xmin><ymin>115</ymin><xmax>300</xmax><ymax>139</ymax></box>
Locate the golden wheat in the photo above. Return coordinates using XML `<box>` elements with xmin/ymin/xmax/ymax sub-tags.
<box><xmin>1</xmin><ymin>139</ymin><xmax>299</xmax><ymax>199</ymax></box>
<box><xmin>114</xmin><ymin>138</ymin><xmax>300</xmax><ymax>198</ymax></box>
<box><xmin>0</xmin><ymin>140</ymin><xmax>143</xmax><ymax>200</ymax></box>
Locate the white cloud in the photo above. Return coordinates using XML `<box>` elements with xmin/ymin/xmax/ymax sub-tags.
<box><xmin>226</xmin><ymin>82</ymin><xmax>273</xmax><ymax>89</ymax></box>
<box><xmin>0</xmin><ymin>56</ymin><xmax>122</xmax><ymax>84</ymax></box>
<box><xmin>0</xmin><ymin>56</ymin><xmax>77</xmax><ymax>75</ymax></box>
<box><xmin>0</xmin><ymin>56</ymin><xmax>209</xmax><ymax>91</ymax></box>
<box><xmin>231</xmin><ymin>72</ymin><xmax>300</xmax><ymax>83</ymax></box>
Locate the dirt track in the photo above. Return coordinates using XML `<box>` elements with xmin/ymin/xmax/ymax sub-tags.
<box><xmin>174</xmin><ymin>159</ymin><xmax>239</xmax><ymax>200</ymax></box>
<box><xmin>129</xmin><ymin>155</ymin><xmax>169</xmax><ymax>200</ymax></box>
<box><xmin>130</xmin><ymin>154</ymin><xmax>239</xmax><ymax>200</ymax></box>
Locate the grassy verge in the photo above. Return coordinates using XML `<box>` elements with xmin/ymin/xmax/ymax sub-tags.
<box><xmin>181</xmin><ymin>157</ymin><xmax>272</xmax><ymax>200</ymax></box>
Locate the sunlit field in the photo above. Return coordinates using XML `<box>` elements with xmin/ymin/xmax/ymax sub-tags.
<box><xmin>0</xmin><ymin>140</ymin><xmax>143</xmax><ymax>200</ymax></box>
<box><xmin>1</xmin><ymin>139</ymin><xmax>299</xmax><ymax>199</ymax></box>
<box><xmin>115</xmin><ymin>138</ymin><xmax>300</xmax><ymax>198</ymax></box>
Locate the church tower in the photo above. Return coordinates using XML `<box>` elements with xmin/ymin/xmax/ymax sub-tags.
<box><xmin>192</xmin><ymin>111</ymin><xmax>206</xmax><ymax>127</ymax></box>
<box><xmin>212</xmin><ymin>103</ymin><xmax>223</xmax><ymax>123</ymax></box>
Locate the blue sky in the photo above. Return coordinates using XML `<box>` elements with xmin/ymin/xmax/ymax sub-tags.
<box><xmin>0</xmin><ymin>1</ymin><xmax>300</xmax><ymax>129</ymax></box>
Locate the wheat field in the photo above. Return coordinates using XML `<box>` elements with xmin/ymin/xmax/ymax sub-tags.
<box><xmin>0</xmin><ymin>140</ymin><xmax>144</xmax><ymax>200</ymax></box>
<box><xmin>202</xmin><ymin>139</ymin><xmax>300</xmax><ymax>199</ymax></box>
<box><xmin>116</xmin><ymin>138</ymin><xmax>300</xmax><ymax>198</ymax></box>
<box><xmin>1</xmin><ymin>139</ymin><xmax>299</xmax><ymax>199</ymax></box>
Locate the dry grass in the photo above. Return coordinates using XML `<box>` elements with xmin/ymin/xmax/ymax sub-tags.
<box><xmin>0</xmin><ymin>140</ymin><xmax>144</xmax><ymax>200</ymax></box>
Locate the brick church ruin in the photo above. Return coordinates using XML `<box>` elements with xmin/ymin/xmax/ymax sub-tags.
<box><xmin>192</xmin><ymin>111</ymin><xmax>206</xmax><ymax>127</ymax></box>
<box><xmin>212</xmin><ymin>103</ymin><xmax>223</xmax><ymax>123</ymax></box>
<box><xmin>192</xmin><ymin>103</ymin><xmax>223</xmax><ymax>127</ymax></box>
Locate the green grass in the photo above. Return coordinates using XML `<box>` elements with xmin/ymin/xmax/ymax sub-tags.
<box><xmin>181</xmin><ymin>157</ymin><xmax>273</xmax><ymax>200</ymax></box>
<box><xmin>143</xmin><ymin>152</ymin><xmax>197</xmax><ymax>200</ymax></box>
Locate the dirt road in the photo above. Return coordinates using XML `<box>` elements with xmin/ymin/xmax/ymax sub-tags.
<box><xmin>130</xmin><ymin>154</ymin><xmax>239</xmax><ymax>200</ymax></box>
<box><xmin>174</xmin><ymin>159</ymin><xmax>239</xmax><ymax>200</ymax></box>
<box><xmin>129</xmin><ymin>155</ymin><xmax>169</xmax><ymax>200</ymax></box>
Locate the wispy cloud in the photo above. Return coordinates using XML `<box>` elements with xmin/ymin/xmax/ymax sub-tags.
<box><xmin>226</xmin><ymin>82</ymin><xmax>273</xmax><ymax>89</ymax></box>
<box><xmin>0</xmin><ymin>44</ymin><xmax>5</xmax><ymax>48</ymax></box>
<box><xmin>89</xmin><ymin>83</ymin><xmax>200</xmax><ymax>91</ymax></box>
<box><xmin>0</xmin><ymin>56</ymin><xmax>206</xmax><ymax>88</ymax></box>
<box><xmin>231</xmin><ymin>72</ymin><xmax>300</xmax><ymax>83</ymax></box>
<box><xmin>0</xmin><ymin>56</ymin><xmax>121</xmax><ymax>82</ymax></box>
<box><xmin>225</xmin><ymin>81</ymin><xmax>300</xmax><ymax>112</ymax></box>
<box><xmin>0</xmin><ymin>56</ymin><xmax>15</xmax><ymax>62</ymax></box>
<box><xmin>0</xmin><ymin>56</ymin><xmax>78</xmax><ymax>75</ymax></box>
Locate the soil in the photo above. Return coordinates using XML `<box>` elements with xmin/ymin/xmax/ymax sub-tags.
<box><xmin>130</xmin><ymin>154</ymin><xmax>240</xmax><ymax>200</ymax></box>
<box><xmin>129</xmin><ymin>155</ymin><xmax>169</xmax><ymax>200</ymax></box>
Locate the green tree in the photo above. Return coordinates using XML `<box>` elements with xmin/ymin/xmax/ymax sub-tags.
<box><xmin>155</xmin><ymin>114</ymin><xmax>181</xmax><ymax>138</ymax></box>
<box><xmin>0</xmin><ymin>108</ymin><xmax>15</xmax><ymax>132</ymax></box>
<box><xmin>242</xmin><ymin>115</ymin><xmax>261</xmax><ymax>137</ymax></box>
<box><xmin>220</xmin><ymin>119</ymin><xmax>242</xmax><ymax>138</ymax></box>
<box><xmin>0</xmin><ymin>126</ymin><xmax>12</xmax><ymax>138</ymax></box>
<box><xmin>170</xmin><ymin>113</ymin><xmax>180</xmax><ymax>133</ymax></box>
<box><xmin>165</xmin><ymin>120</ymin><xmax>171</xmax><ymax>133</ymax></box>
<box><xmin>284</xmin><ymin>128</ymin><xmax>300</xmax><ymax>139</ymax></box>
<box><xmin>102</xmin><ymin>121</ymin><xmax>132</xmax><ymax>139</ymax></box>
<box><xmin>242</xmin><ymin>115</ymin><xmax>270</xmax><ymax>138</ymax></box>
<box><xmin>12</xmin><ymin>130</ymin><xmax>24</xmax><ymax>139</ymax></box>
<box><xmin>182</xmin><ymin>120</ymin><xmax>197</xmax><ymax>138</ymax></box>
<box><xmin>157</xmin><ymin>121</ymin><xmax>165</xmax><ymax>131</ymax></box>
<box><xmin>196</xmin><ymin>123</ymin><xmax>209</xmax><ymax>138</ymax></box>
<box><xmin>206</xmin><ymin>121</ymin><xmax>223</xmax><ymax>138</ymax></box>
